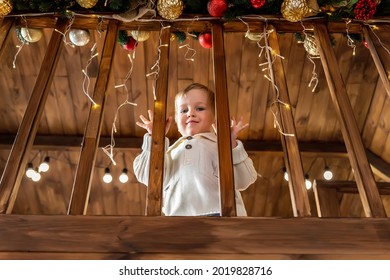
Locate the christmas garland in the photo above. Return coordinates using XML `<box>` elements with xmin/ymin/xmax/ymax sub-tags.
<box><xmin>1</xmin><ymin>0</ymin><xmax>390</xmax><ymax>20</ymax></box>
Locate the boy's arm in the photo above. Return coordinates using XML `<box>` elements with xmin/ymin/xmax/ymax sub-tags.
<box><xmin>232</xmin><ymin>140</ymin><xmax>258</xmax><ymax>191</ymax></box>
<box><xmin>133</xmin><ymin>134</ymin><xmax>170</xmax><ymax>186</ymax></box>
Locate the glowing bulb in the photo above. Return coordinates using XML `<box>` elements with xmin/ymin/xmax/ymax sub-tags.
<box><xmin>31</xmin><ymin>171</ymin><xmax>41</xmax><ymax>182</ymax></box>
<box><xmin>38</xmin><ymin>156</ymin><xmax>50</xmax><ymax>173</ymax></box>
<box><xmin>283</xmin><ymin>168</ymin><xmax>288</xmax><ymax>181</ymax></box>
<box><xmin>103</xmin><ymin>168</ymin><xmax>112</xmax><ymax>184</ymax></box>
<box><xmin>323</xmin><ymin>167</ymin><xmax>333</xmax><ymax>180</ymax></box>
<box><xmin>119</xmin><ymin>168</ymin><xmax>129</xmax><ymax>183</ymax></box>
<box><xmin>305</xmin><ymin>175</ymin><xmax>312</xmax><ymax>190</ymax></box>
<box><xmin>26</xmin><ymin>163</ymin><xmax>35</xmax><ymax>178</ymax></box>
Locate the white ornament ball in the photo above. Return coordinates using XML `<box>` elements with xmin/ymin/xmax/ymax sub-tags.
<box><xmin>20</xmin><ymin>28</ymin><xmax>43</xmax><ymax>43</ymax></box>
<box><xmin>69</xmin><ymin>29</ymin><xmax>90</xmax><ymax>47</ymax></box>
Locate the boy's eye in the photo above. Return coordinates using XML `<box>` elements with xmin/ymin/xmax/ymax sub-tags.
<box><xmin>180</xmin><ymin>108</ymin><xmax>188</xmax><ymax>114</ymax></box>
<box><xmin>196</xmin><ymin>107</ymin><xmax>205</xmax><ymax>111</ymax></box>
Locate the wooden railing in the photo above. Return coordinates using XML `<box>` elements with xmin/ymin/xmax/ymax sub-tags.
<box><xmin>0</xmin><ymin>15</ymin><xmax>389</xmax><ymax>259</ymax></box>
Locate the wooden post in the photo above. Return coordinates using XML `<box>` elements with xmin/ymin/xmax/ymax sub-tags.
<box><xmin>314</xmin><ymin>23</ymin><xmax>386</xmax><ymax>217</ymax></box>
<box><xmin>68</xmin><ymin>20</ymin><xmax>119</xmax><ymax>215</ymax></box>
<box><xmin>212</xmin><ymin>22</ymin><xmax>236</xmax><ymax>217</ymax></box>
<box><xmin>0</xmin><ymin>18</ymin><xmax>68</xmax><ymax>214</ymax></box>
<box><xmin>267</xmin><ymin>25</ymin><xmax>311</xmax><ymax>217</ymax></box>
<box><xmin>146</xmin><ymin>25</ymin><xmax>171</xmax><ymax>216</ymax></box>
<box><xmin>362</xmin><ymin>25</ymin><xmax>390</xmax><ymax>99</ymax></box>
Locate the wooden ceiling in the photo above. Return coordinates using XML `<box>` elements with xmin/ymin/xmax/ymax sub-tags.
<box><xmin>0</xmin><ymin>15</ymin><xmax>389</xmax><ymax>218</ymax></box>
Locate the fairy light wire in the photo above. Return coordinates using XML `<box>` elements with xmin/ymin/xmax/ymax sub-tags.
<box><xmin>240</xmin><ymin>16</ymin><xmax>293</xmax><ymax>137</ymax></box>
<box><xmin>54</xmin><ymin>12</ymin><xmax>75</xmax><ymax>47</ymax></box>
<box><xmin>12</xmin><ymin>15</ymin><xmax>30</xmax><ymax>69</ymax></box>
<box><xmin>366</xmin><ymin>24</ymin><xmax>390</xmax><ymax>56</ymax></box>
<box><xmin>81</xmin><ymin>43</ymin><xmax>98</xmax><ymax>106</ymax></box>
<box><xmin>345</xmin><ymin>19</ymin><xmax>356</xmax><ymax>56</ymax></box>
<box><xmin>300</xmin><ymin>20</ymin><xmax>319</xmax><ymax>92</ymax></box>
<box><xmin>146</xmin><ymin>23</ymin><xmax>171</xmax><ymax>100</ymax></box>
<box><xmin>102</xmin><ymin>49</ymin><xmax>138</xmax><ymax>165</ymax></box>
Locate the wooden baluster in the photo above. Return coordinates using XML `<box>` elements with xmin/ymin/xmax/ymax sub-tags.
<box><xmin>0</xmin><ymin>18</ymin><xmax>68</xmax><ymax>214</ymax></box>
<box><xmin>146</xmin><ymin>26</ymin><xmax>171</xmax><ymax>216</ymax></box>
<box><xmin>68</xmin><ymin>20</ymin><xmax>119</xmax><ymax>215</ymax></box>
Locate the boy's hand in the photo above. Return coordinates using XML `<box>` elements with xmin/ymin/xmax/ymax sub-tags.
<box><xmin>136</xmin><ymin>109</ymin><xmax>172</xmax><ymax>135</ymax></box>
<box><xmin>230</xmin><ymin>116</ymin><xmax>249</xmax><ymax>148</ymax></box>
<box><xmin>212</xmin><ymin>116</ymin><xmax>249</xmax><ymax>148</ymax></box>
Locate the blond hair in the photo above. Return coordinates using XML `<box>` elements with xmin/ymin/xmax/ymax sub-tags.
<box><xmin>175</xmin><ymin>83</ymin><xmax>215</xmax><ymax>115</ymax></box>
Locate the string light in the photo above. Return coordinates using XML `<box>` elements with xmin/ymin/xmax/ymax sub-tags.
<box><xmin>102</xmin><ymin>167</ymin><xmax>113</xmax><ymax>183</ymax></box>
<box><xmin>31</xmin><ymin>170</ymin><xmax>41</xmax><ymax>182</ymax></box>
<box><xmin>81</xmin><ymin>43</ymin><xmax>99</xmax><ymax>106</ymax></box>
<box><xmin>146</xmin><ymin>23</ymin><xmax>171</xmax><ymax>100</ymax></box>
<box><xmin>119</xmin><ymin>168</ymin><xmax>129</xmax><ymax>183</ymax></box>
<box><xmin>25</xmin><ymin>162</ymin><xmax>35</xmax><ymax>178</ymax></box>
<box><xmin>102</xmin><ymin>51</ymin><xmax>137</xmax><ymax>165</ymax></box>
<box><xmin>345</xmin><ymin>19</ymin><xmax>356</xmax><ymax>56</ymax></box>
<box><xmin>54</xmin><ymin>12</ymin><xmax>75</xmax><ymax>47</ymax></box>
<box><xmin>305</xmin><ymin>174</ymin><xmax>312</xmax><ymax>189</ymax></box>
<box><xmin>38</xmin><ymin>156</ymin><xmax>50</xmax><ymax>173</ymax></box>
<box><xmin>300</xmin><ymin>21</ymin><xmax>319</xmax><ymax>92</ymax></box>
<box><xmin>283</xmin><ymin>167</ymin><xmax>289</xmax><ymax>181</ymax></box>
<box><xmin>238</xmin><ymin>17</ymin><xmax>293</xmax><ymax>137</ymax></box>
<box><xmin>323</xmin><ymin>166</ymin><xmax>333</xmax><ymax>180</ymax></box>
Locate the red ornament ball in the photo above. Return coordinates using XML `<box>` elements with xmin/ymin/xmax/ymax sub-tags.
<box><xmin>250</xmin><ymin>0</ymin><xmax>266</xmax><ymax>9</ymax></box>
<box><xmin>207</xmin><ymin>0</ymin><xmax>228</xmax><ymax>17</ymax></box>
<box><xmin>198</xmin><ymin>33</ymin><xmax>212</xmax><ymax>49</ymax></box>
<box><xmin>123</xmin><ymin>36</ymin><xmax>137</xmax><ymax>51</ymax></box>
<box><xmin>363</xmin><ymin>40</ymin><xmax>369</xmax><ymax>49</ymax></box>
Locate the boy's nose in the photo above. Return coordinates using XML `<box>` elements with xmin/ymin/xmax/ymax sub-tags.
<box><xmin>187</xmin><ymin>109</ymin><xmax>195</xmax><ymax>117</ymax></box>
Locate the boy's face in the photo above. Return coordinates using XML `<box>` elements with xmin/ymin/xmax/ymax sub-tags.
<box><xmin>175</xmin><ymin>89</ymin><xmax>215</xmax><ymax>136</ymax></box>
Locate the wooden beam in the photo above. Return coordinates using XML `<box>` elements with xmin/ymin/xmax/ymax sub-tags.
<box><xmin>267</xmin><ymin>25</ymin><xmax>310</xmax><ymax>217</ymax></box>
<box><xmin>0</xmin><ymin>17</ymin><xmax>14</xmax><ymax>60</ymax></box>
<box><xmin>314</xmin><ymin>23</ymin><xmax>386</xmax><ymax>218</ymax></box>
<box><xmin>362</xmin><ymin>25</ymin><xmax>390</xmax><ymax>99</ymax></box>
<box><xmin>68</xmin><ymin>20</ymin><xmax>119</xmax><ymax>215</ymax></box>
<box><xmin>314</xmin><ymin>180</ymin><xmax>390</xmax><ymax>195</ymax></box>
<box><xmin>1</xmin><ymin>215</ymin><xmax>390</xmax><ymax>258</ymax></box>
<box><xmin>146</xmin><ymin>25</ymin><xmax>170</xmax><ymax>216</ymax></box>
<box><xmin>0</xmin><ymin>18</ymin><xmax>68</xmax><ymax>214</ymax></box>
<box><xmin>366</xmin><ymin>150</ymin><xmax>390</xmax><ymax>182</ymax></box>
<box><xmin>19</xmin><ymin>15</ymin><xmax>364</xmax><ymax>33</ymax></box>
<box><xmin>212</xmin><ymin>22</ymin><xmax>236</xmax><ymax>217</ymax></box>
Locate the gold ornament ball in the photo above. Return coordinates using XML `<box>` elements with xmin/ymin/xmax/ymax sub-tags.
<box><xmin>131</xmin><ymin>30</ymin><xmax>151</xmax><ymax>42</ymax></box>
<box><xmin>76</xmin><ymin>0</ymin><xmax>98</xmax><ymax>9</ymax></box>
<box><xmin>157</xmin><ymin>0</ymin><xmax>184</xmax><ymax>20</ymax></box>
<box><xmin>69</xmin><ymin>29</ymin><xmax>91</xmax><ymax>47</ymax></box>
<box><xmin>20</xmin><ymin>28</ymin><xmax>43</xmax><ymax>43</ymax></box>
<box><xmin>0</xmin><ymin>0</ymin><xmax>13</xmax><ymax>16</ymax></box>
<box><xmin>281</xmin><ymin>0</ymin><xmax>309</xmax><ymax>22</ymax></box>
<box><xmin>303</xmin><ymin>34</ymin><xmax>319</xmax><ymax>57</ymax></box>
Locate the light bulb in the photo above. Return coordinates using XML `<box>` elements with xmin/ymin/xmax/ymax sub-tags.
<box><xmin>38</xmin><ymin>156</ymin><xmax>50</xmax><ymax>173</ymax></box>
<box><xmin>119</xmin><ymin>168</ymin><xmax>129</xmax><ymax>183</ymax></box>
<box><xmin>283</xmin><ymin>168</ymin><xmax>288</xmax><ymax>181</ymax></box>
<box><xmin>31</xmin><ymin>171</ymin><xmax>41</xmax><ymax>182</ymax></box>
<box><xmin>323</xmin><ymin>167</ymin><xmax>333</xmax><ymax>180</ymax></box>
<box><xmin>26</xmin><ymin>163</ymin><xmax>35</xmax><ymax>178</ymax></box>
<box><xmin>103</xmin><ymin>168</ymin><xmax>112</xmax><ymax>184</ymax></box>
<box><xmin>305</xmin><ymin>175</ymin><xmax>312</xmax><ymax>190</ymax></box>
